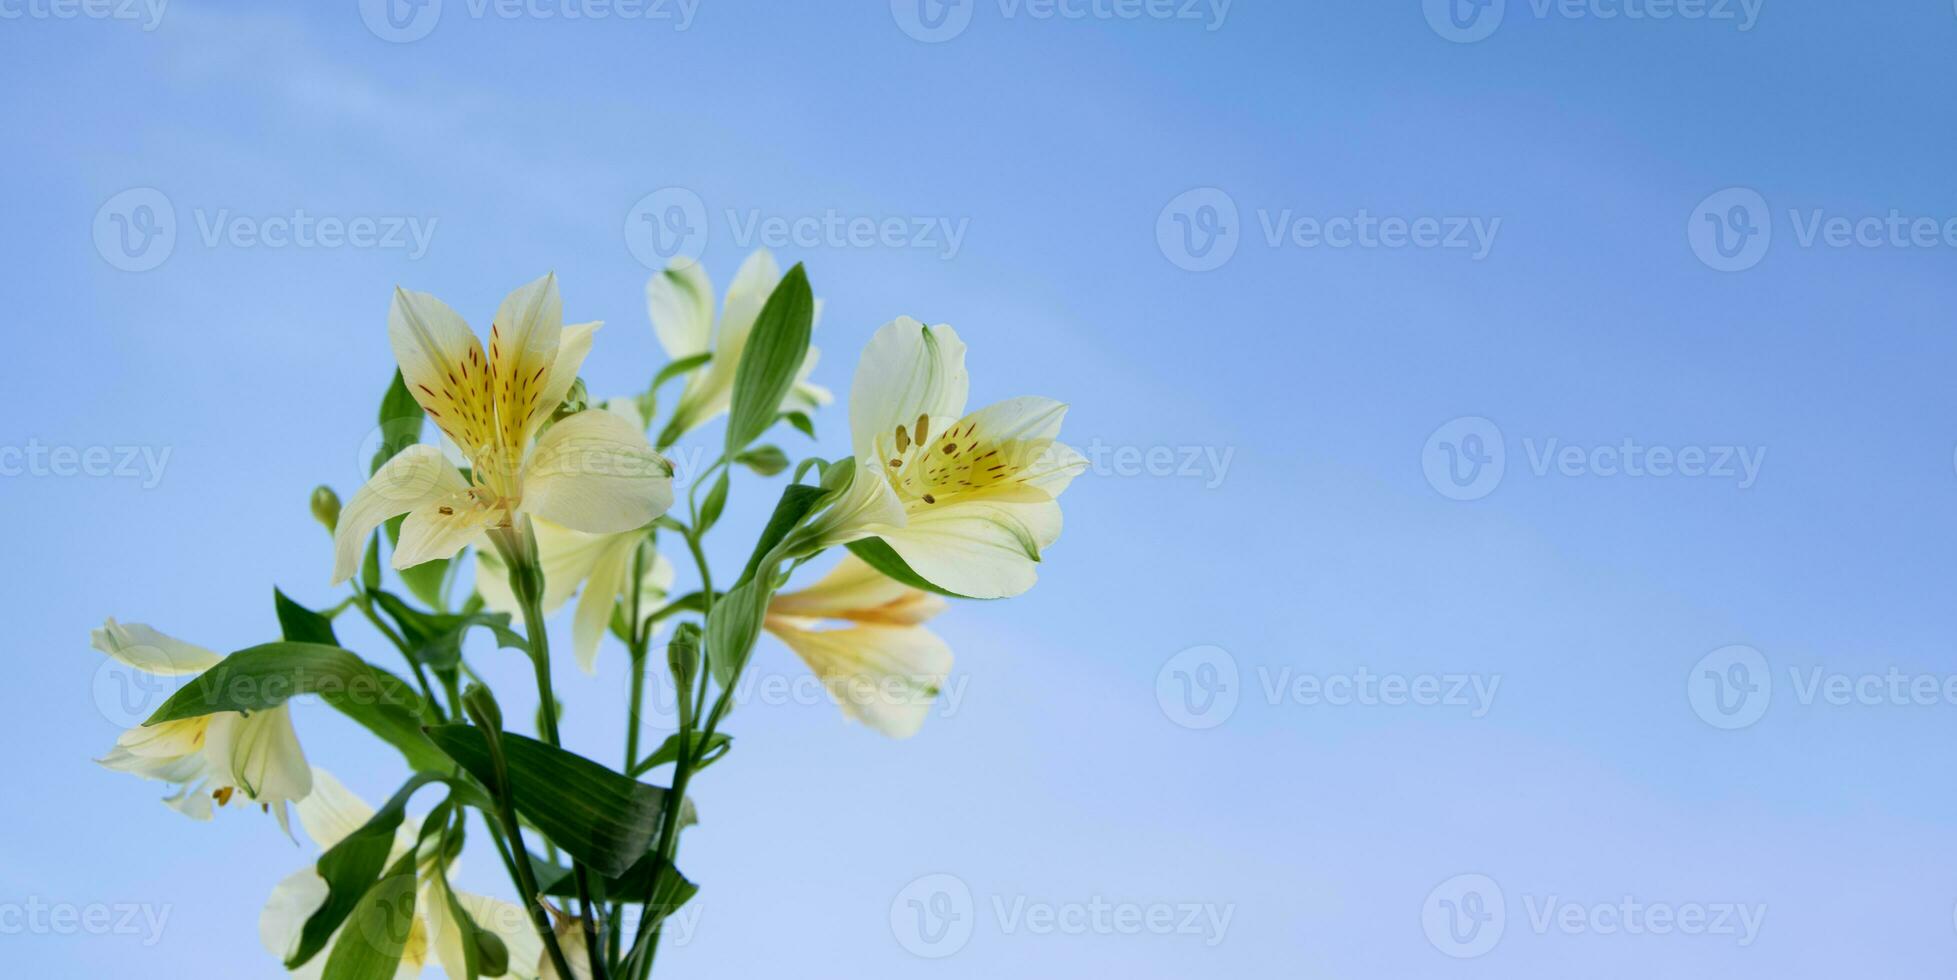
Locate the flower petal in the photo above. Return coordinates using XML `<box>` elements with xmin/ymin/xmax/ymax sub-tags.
<box><xmin>572</xmin><ymin>533</ymin><xmax>638</xmax><ymax>674</ymax></box>
<box><xmin>848</xmin><ymin>318</ymin><xmax>969</xmax><ymax>462</ymax></box>
<box><xmin>332</xmin><ymin>445</ymin><xmax>469</xmax><ymax>585</ymax></box>
<box><xmin>260</xmin><ymin>865</ymin><xmax>332</xmax><ymax>963</ymax></box>
<box><xmin>522</xmin><ymin>410</ymin><xmax>674</xmax><ymax>533</ymax></box>
<box><xmin>490</xmin><ymin>273</ymin><xmax>566</xmax><ymax>452</ymax></box>
<box><xmin>477</xmin><ymin>518</ymin><xmax>616</xmax><ymax>615</ymax></box>
<box><xmin>878</xmin><ymin>500</ymin><xmax>1059</xmax><ymax>599</ymax></box>
<box><xmin>534</xmin><ymin>319</ymin><xmax>599</xmax><ymax>427</ymax></box>
<box><xmin>395</xmin><ymin>494</ymin><xmax>497</xmax><ymax>571</ymax></box>
<box><xmin>204</xmin><ymin>703</ymin><xmax>312</xmax><ymax>806</ymax></box>
<box><xmin>765</xmin><ymin>621</ymin><xmax>953</xmax><ymax>738</ymax></box>
<box><xmin>769</xmin><ymin>554</ymin><xmax>945</xmax><ymax>626</ymax></box>
<box><xmin>89</xmin><ymin>618</ymin><xmax>222</xmax><ymax>675</ymax></box>
<box><xmin>294</xmin><ymin>767</ymin><xmax>378</xmax><ymax>851</ymax></box>
<box><xmin>646</xmin><ymin>258</ymin><xmax>714</xmax><ymax>360</ymax></box>
<box><xmin>387</xmin><ymin>287</ymin><xmax>495</xmax><ymax>456</ymax></box>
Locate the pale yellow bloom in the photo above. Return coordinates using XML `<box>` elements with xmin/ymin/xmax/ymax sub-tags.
<box><xmin>805</xmin><ymin>319</ymin><xmax>1087</xmax><ymax>598</ymax></box>
<box><xmin>646</xmin><ymin>249</ymin><xmax>830</xmax><ymax>443</ymax></box>
<box><xmin>332</xmin><ymin>274</ymin><xmax>673</xmax><ymax>585</ymax></box>
<box><xmin>765</xmin><ymin>555</ymin><xmax>954</xmax><ymax>738</ymax></box>
<box><xmin>91</xmin><ymin>619</ymin><xmax>311</xmax><ymax>823</ymax></box>
<box><xmin>259</xmin><ymin>768</ymin><xmax>543</xmax><ymax>979</ymax></box>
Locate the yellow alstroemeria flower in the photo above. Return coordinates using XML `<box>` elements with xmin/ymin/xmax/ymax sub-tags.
<box><xmin>476</xmin><ymin>516</ymin><xmax>674</xmax><ymax>674</ymax></box>
<box><xmin>91</xmin><ymin>618</ymin><xmax>312</xmax><ymax>824</ymax></box>
<box><xmin>647</xmin><ymin>249</ymin><xmax>831</xmax><ymax>444</ymax></box>
<box><xmin>260</xmin><ymin>768</ymin><xmax>543</xmax><ymax>979</ymax></box>
<box><xmin>764</xmin><ymin>554</ymin><xmax>954</xmax><ymax>739</ymax></box>
<box><xmin>804</xmin><ymin>318</ymin><xmax>1087</xmax><ymax>598</ymax></box>
<box><xmin>331</xmin><ymin>273</ymin><xmax>674</xmax><ymax>585</ymax></box>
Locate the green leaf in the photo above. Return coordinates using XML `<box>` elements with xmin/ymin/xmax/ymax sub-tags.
<box><xmin>847</xmin><ymin>537</ymin><xmax>991</xmax><ymax>600</ymax></box>
<box><xmin>705</xmin><ymin>579</ymin><xmax>769</xmax><ymax>690</ymax></box>
<box><xmin>628</xmin><ymin>731</ymin><xmax>731</xmax><ymax>777</ymax></box>
<box><xmin>275</xmin><ymin>589</ymin><xmax>339</xmax><ymax>645</ymax></box>
<box><xmin>542</xmin><ymin>852</ymin><xmax>698</xmax><ymax>908</ymax></box>
<box><xmin>288</xmin><ymin>773</ymin><xmax>440</xmax><ymax>969</ymax></box>
<box><xmin>321</xmin><ymin>869</ymin><xmax>418</xmax><ymax>979</ymax></box>
<box><xmin>697</xmin><ymin>469</ymin><xmax>730</xmax><ymax>535</ymax></box>
<box><xmin>723</xmin><ymin>264</ymin><xmax>814</xmax><ymax>454</ymax></box>
<box><xmin>144</xmin><ymin>642</ymin><xmax>448</xmax><ymax>772</ymax></box>
<box><xmin>734</xmin><ymin>444</ymin><xmax>789</xmax><ymax>477</ymax></box>
<box><xmin>737</xmin><ymin>483</ymin><xmax>831</xmax><ymax>584</ymax></box>
<box><xmin>425</xmin><ymin>726</ymin><xmax>670</xmax><ymax>878</ymax></box>
<box><xmin>371</xmin><ymin>369</ymin><xmax>426</xmax><ymax>475</ymax></box>
<box><xmin>653</xmin><ymin>351</ymin><xmax>712</xmax><ymax>392</ymax></box>
<box><xmin>781</xmin><ymin>410</ymin><xmax>816</xmax><ymax>440</ymax></box>
<box><xmin>371</xmin><ymin>590</ymin><xmax>527</xmax><ymax>669</ymax></box>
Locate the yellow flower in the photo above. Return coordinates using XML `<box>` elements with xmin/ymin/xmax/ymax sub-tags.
<box><xmin>331</xmin><ymin>274</ymin><xmax>673</xmax><ymax>585</ymax></box>
<box><xmin>765</xmin><ymin>555</ymin><xmax>953</xmax><ymax>738</ymax></box>
<box><xmin>646</xmin><ymin>249</ymin><xmax>830</xmax><ymax>444</ymax></box>
<box><xmin>91</xmin><ymin>619</ymin><xmax>312</xmax><ymax>823</ymax></box>
<box><xmin>259</xmin><ymin>768</ymin><xmax>543</xmax><ymax>979</ymax></box>
<box><xmin>805</xmin><ymin>318</ymin><xmax>1086</xmax><ymax>598</ymax></box>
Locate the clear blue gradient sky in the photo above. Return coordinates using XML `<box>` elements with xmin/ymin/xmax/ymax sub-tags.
<box><xmin>5</xmin><ymin>0</ymin><xmax>1957</xmax><ymax>975</ymax></box>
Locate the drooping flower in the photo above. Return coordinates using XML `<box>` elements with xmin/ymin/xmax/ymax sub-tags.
<box><xmin>764</xmin><ymin>554</ymin><xmax>954</xmax><ymax>739</ymax></box>
<box><xmin>91</xmin><ymin>619</ymin><xmax>312</xmax><ymax>823</ymax></box>
<box><xmin>259</xmin><ymin>768</ymin><xmax>542</xmax><ymax>979</ymax></box>
<box><xmin>331</xmin><ymin>274</ymin><xmax>674</xmax><ymax>585</ymax></box>
<box><xmin>646</xmin><ymin>249</ymin><xmax>830</xmax><ymax>444</ymax></box>
<box><xmin>476</xmin><ymin>517</ymin><xmax>674</xmax><ymax>673</ymax></box>
<box><xmin>803</xmin><ymin>318</ymin><xmax>1087</xmax><ymax>598</ymax></box>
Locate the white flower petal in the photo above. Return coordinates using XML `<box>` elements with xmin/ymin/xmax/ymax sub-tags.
<box><xmin>848</xmin><ymin>318</ymin><xmax>969</xmax><ymax>462</ymax></box>
<box><xmin>89</xmin><ymin>619</ymin><xmax>223</xmax><ymax>675</ymax></box>
<box><xmin>766</xmin><ymin>621</ymin><xmax>953</xmax><ymax>739</ymax></box>
<box><xmin>332</xmin><ymin>445</ymin><xmax>469</xmax><ymax>585</ymax></box>
<box><xmin>294</xmin><ymin>767</ymin><xmax>378</xmax><ymax>851</ymax></box>
<box><xmin>769</xmin><ymin>554</ymin><xmax>945</xmax><ymax>626</ymax></box>
<box><xmin>490</xmin><ymin>272</ymin><xmax>566</xmax><ymax>447</ymax></box>
<box><xmin>522</xmin><ymin>410</ymin><xmax>673</xmax><ymax>533</ymax></box>
<box><xmin>646</xmin><ymin>258</ymin><xmax>714</xmax><ymax>360</ymax></box>
<box><xmin>394</xmin><ymin>494</ymin><xmax>497</xmax><ymax>571</ymax></box>
<box><xmin>387</xmin><ymin>287</ymin><xmax>495</xmax><ymax>456</ymax></box>
<box><xmin>879</xmin><ymin>501</ymin><xmax>1059</xmax><ymax>599</ymax></box>
<box><xmin>535</xmin><ymin>320</ymin><xmax>600</xmax><ymax>425</ymax></box>
<box><xmin>204</xmin><ymin>703</ymin><xmax>312</xmax><ymax>806</ymax></box>
<box><xmin>572</xmin><ymin>534</ymin><xmax>638</xmax><ymax>674</ymax></box>
<box><xmin>260</xmin><ymin>866</ymin><xmax>332</xmax><ymax>963</ymax></box>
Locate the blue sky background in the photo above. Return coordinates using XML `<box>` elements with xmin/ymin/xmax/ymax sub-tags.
<box><xmin>5</xmin><ymin>0</ymin><xmax>1957</xmax><ymax>975</ymax></box>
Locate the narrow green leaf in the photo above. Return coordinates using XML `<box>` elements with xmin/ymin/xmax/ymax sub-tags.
<box><xmin>705</xmin><ymin>579</ymin><xmax>768</xmax><ymax>690</ymax></box>
<box><xmin>144</xmin><ymin>642</ymin><xmax>448</xmax><ymax>772</ymax></box>
<box><xmin>723</xmin><ymin>264</ymin><xmax>814</xmax><ymax>453</ymax></box>
<box><xmin>697</xmin><ymin>469</ymin><xmax>730</xmax><ymax>535</ymax></box>
<box><xmin>371</xmin><ymin>370</ymin><xmax>426</xmax><ymax>475</ymax></box>
<box><xmin>628</xmin><ymin>731</ymin><xmax>731</xmax><ymax>778</ymax></box>
<box><xmin>737</xmin><ymin>483</ymin><xmax>831</xmax><ymax>584</ymax></box>
<box><xmin>275</xmin><ymin>589</ymin><xmax>339</xmax><ymax>645</ymax></box>
<box><xmin>425</xmin><ymin>726</ymin><xmax>669</xmax><ymax>878</ymax></box>
<box><xmin>781</xmin><ymin>411</ymin><xmax>816</xmax><ymax>440</ymax></box>
<box><xmin>320</xmin><ymin>870</ymin><xmax>418</xmax><ymax>979</ymax></box>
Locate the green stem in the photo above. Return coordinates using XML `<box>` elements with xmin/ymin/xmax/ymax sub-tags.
<box><xmin>352</xmin><ymin>592</ymin><xmax>444</xmax><ymax>723</ymax></box>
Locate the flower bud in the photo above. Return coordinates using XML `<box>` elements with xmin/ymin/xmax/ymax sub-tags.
<box><xmin>309</xmin><ymin>486</ymin><xmax>341</xmax><ymax>533</ymax></box>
